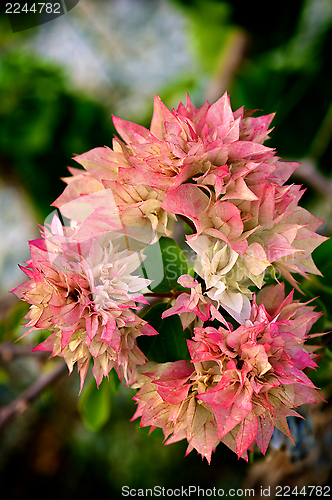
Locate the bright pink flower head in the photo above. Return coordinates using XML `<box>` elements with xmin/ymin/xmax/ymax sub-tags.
<box><xmin>53</xmin><ymin>147</ymin><xmax>173</xmax><ymax>244</ymax></box>
<box><xmin>53</xmin><ymin>93</ymin><xmax>301</xmax><ymax>246</ymax></box>
<box><xmin>50</xmin><ymin>95</ymin><xmax>326</xmax><ymax>306</ymax></box>
<box><xmin>116</xmin><ymin>93</ymin><xmax>296</xmax><ymax>195</ymax></box>
<box><xmin>12</xmin><ymin>217</ymin><xmax>158</xmax><ymax>390</ymax></box>
<box><xmin>132</xmin><ymin>284</ymin><xmax>322</xmax><ymax>461</ymax></box>
<box><xmin>192</xmin><ymin>283</ymin><xmax>322</xmax><ymax>459</ymax></box>
<box><xmin>161</xmin><ymin>179</ymin><xmax>326</xmax><ymax>324</ymax></box>
<box><xmin>131</xmin><ymin>360</ymin><xmax>219</xmax><ymax>463</ymax></box>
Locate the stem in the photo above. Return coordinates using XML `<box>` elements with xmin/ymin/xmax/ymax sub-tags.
<box><xmin>144</xmin><ymin>292</ymin><xmax>174</xmax><ymax>298</ymax></box>
<box><xmin>0</xmin><ymin>360</ymin><xmax>67</xmax><ymax>434</ymax></box>
<box><xmin>206</xmin><ymin>29</ymin><xmax>249</xmax><ymax>103</ymax></box>
<box><xmin>144</xmin><ymin>288</ymin><xmax>191</xmax><ymax>299</ymax></box>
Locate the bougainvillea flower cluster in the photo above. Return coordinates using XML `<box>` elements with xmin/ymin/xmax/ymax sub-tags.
<box><xmin>132</xmin><ymin>283</ymin><xmax>321</xmax><ymax>462</ymax></box>
<box><xmin>12</xmin><ymin>218</ymin><xmax>157</xmax><ymax>390</ymax></box>
<box><xmin>53</xmin><ymin>93</ymin><xmax>326</xmax><ymax>321</ymax></box>
<box><xmin>13</xmin><ymin>93</ymin><xmax>327</xmax><ymax>461</ymax></box>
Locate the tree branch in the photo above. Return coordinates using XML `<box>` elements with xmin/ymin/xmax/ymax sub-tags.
<box><xmin>0</xmin><ymin>360</ymin><xmax>68</xmax><ymax>434</ymax></box>
<box><xmin>206</xmin><ymin>29</ymin><xmax>249</xmax><ymax>103</ymax></box>
<box><xmin>144</xmin><ymin>292</ymin><xmax>174</xmax><ymax>298</ymax></box>
<box><xmin>0</xmin><ymin>341</ymin><xmax>49</xmax><ymax>362</ymax></box>
<box><xmin>292</xmin><ymin>158</ymin><xmax>332</xmax><ymax>200</ymax></box>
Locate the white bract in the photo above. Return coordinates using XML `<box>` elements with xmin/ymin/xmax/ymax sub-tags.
<box><xmin>188</xmin><ymin>235</ymin><xmax>252</xmax><ymax>323</ymax></box>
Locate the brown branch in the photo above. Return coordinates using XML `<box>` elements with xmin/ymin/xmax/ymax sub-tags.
<box><xmin>144</xmin><ymin>292</ymin><xmax>174</xmax><ymax>298</ymax></box>
<box><xmin>0</xmin><ymin>360</ymin><xmax>68</xmax><ymax>434</ymax></box>
<box><xmin>206</xmin><ymin>29</ymin><xmax>249</xmax><ymax>103</ymax></box>
<box><xmin>292</xmin><ymin>158</ymin><xmax>332</xmax><ymax>200</ymax></box>
<box><xmin>0</xmin><ymin>293</ymin><xmax>20</xmax><ymax>321</ymax></box>
<box><xmin>308</xmin><ymin>101</ymin><xmax>332</xmax><ymax>162</ymax></box>
<box><xmin>144</xmin><ymin>288</ymin><xmax>191</xmax><ymax>299</ymax></box>
<box><xmin>0</xmin><ymin>342</ymin><xmax>49</xmax><ymax>362</ymax></box>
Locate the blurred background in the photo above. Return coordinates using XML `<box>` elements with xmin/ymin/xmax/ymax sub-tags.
<box><xmin>1</xmin><ymin>0</ymin><xmax>332</xmax><ymax>498</ymax></box>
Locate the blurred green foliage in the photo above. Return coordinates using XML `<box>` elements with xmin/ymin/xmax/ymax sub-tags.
<box><xmin>0</xmin><ymin>51</ymin><xmax>115</xmax><ymax>220</ymax></box>
<box><xmin>173</xmin><ymin>0</ymin><xmax>234</xmax><ymax>73</ymax></box>
<box><xmin>0</xmin><ymin>300</ymin><xmax>29</xmax><ymax>343</ymax></box>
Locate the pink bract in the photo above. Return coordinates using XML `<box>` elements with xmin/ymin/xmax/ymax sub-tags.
<box><xmin>115</xmin><ymin>93</ymin><xmax>294</xmax><ymax>194</ymax></box>
<box><xmin>132</xmin><ymin>284</ymin><xmax>322</xmax><ymax>461</ymax></box>
<box><xmin>51</xmin><ymin>94</ymin><xmax>326</xmax><ymax>312</ymax></box>
<box><xmin>11</xmin><ymin>217</ymin><xmax>158</xmax><ymax>390</ymax></box>
<box><xmin>53</xmin><ymin>93</ymin><xmax>300</xmax><ymax>245</ymax></box>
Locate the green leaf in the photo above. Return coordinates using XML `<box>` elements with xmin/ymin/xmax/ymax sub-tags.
<box><xmin>108</xmin><ymin>368</ymin><xmax>122</xmax><ymax>394</ymax></box>
<box><xmin>173</xmin><ymin>0</ymin><xmax>233</xmax><ymax>74</ymax></box>
<box><xmin>140</xmin><ymin>237</ymin><xmax>189</xmax><ymax>294</ymax></box>
<box><xmin>188</xmin><ymin>266</ymin><xmax>195</xmax><ymax>278</ymax></box>
<box><xmin>138</xmin><ymin>302</ymin><xmax>190</xmax><ymax>363</ymax></box>
<box><xmin>78</xmin><ymin>376</ymin><xmax>112</xmax><ymax>432</ymax></box>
